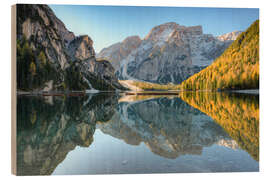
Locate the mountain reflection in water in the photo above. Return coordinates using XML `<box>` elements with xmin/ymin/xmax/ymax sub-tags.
<box><xmin>16</xmin><ymin>92</ymin><xmax>259</xmax><ymax>175</ymax></box>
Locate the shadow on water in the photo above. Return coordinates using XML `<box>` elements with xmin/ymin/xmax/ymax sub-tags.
<box><xmin>16</xmin><ymin>91</ymin><xmax>259</xmax><ymax>175</ymax></box>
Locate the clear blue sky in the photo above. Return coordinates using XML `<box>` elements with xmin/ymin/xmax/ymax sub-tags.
<box><xmin>49</xmin><ymin>5</ymin><xmax>259</xmax><ymax>53</ymax></box>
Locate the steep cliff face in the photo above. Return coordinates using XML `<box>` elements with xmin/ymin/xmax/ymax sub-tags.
<box><xmin>65</xmin><ymin>59</ymin><xmax>126</xmax><ymax>91</ymax></box>
<box><xmin>16</xmin><ymin>4</ymin><xmax>126</xmax><ymax>91</ymax></box>
<box><xmin>67</xmin><ymin>35</ymin><xmax>96</xmax><ymax>61</ymax></box>
<box><xmin>17</xmin><ymin>4</ymin><xmax>74</xmax><ymax>69</ymax></box>
<box><xmin>98</xmin><ymin>22</ymin><xmax>240</xmax><ymax>84</ymax></box>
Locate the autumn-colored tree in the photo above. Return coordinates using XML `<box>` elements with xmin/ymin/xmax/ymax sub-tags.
<box><xmin>29</xmin><ymin>61</ymin><xmax>36</xmax><ymax>76</ymax></box>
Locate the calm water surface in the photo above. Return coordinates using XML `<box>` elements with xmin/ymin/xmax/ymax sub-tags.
<box><xmin>16</xmin><ymin>92</ymin><xmax>259</xmax><ymax>175</ymax></box>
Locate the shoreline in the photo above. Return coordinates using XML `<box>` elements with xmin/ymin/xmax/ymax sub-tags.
<box><xmin>17</xmin><ymin>89</ymin><xmax>259</xmax><ymax>96</ymax></box>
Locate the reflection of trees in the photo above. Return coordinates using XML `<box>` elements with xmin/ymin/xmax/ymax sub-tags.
<box><xmin>16</xmin><ymin>92</ymin><xmax>259</xmax><ymax>175</ymax></box>
<box><xmin>99</xmin><ymin>96</ymin><xmax>232</xmax><ymax>159</ymax></box>
<box><xmin>180</xmin><ymin>92</ymin><xmax>259</xmax><ymax>161</ymax></box>
<box><xmin>16</xmin><ymin>94</ymin><xmax>117</xmax><ymax>175</ymax></box>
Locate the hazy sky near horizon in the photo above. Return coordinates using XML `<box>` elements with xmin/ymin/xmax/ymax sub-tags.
<box><xmin>49</xmin><ymin>5</ymin><xmax>259</xmax><ymax>53</ymax></box>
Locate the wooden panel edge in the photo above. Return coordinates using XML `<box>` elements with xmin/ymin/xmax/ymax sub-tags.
<box><xmin>11</xmin><ymin>4</ymin><xmax>17</xmax><ymax>176</ymax></box>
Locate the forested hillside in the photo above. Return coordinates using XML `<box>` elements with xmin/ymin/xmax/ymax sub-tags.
<box><xmin>16</xmin><ymin>36</ymin><xmax>61</xmax><ymax>90</ymax></box>
<box><xmin>181</xmin><ymin>20</ymin><xmax>259</xmax><ymax>91</ymax></box>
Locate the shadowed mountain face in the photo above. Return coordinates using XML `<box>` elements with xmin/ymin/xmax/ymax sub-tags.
<box><xmin>180</xmin><ymin>92</ymin><xmax>259</xmax><ymax>161</ymax></box>
<box><xmin>16</xmin><ymin>4</ymin><xmax>126</xmax><ymax>91</ymax></box>
<box><xmin>98</xmin><ymin>96</ymin><xmax>235</xmax><ymax>159</ymax></box>
<box><xmin>16</xmin><ymin>94</ymin><xmax>118</xmax><ymax>175</ymax></box>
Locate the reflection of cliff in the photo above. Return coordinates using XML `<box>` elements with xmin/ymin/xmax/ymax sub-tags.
<box><xmin>180</xmin><ymin>92</ymin><xmax>259</xmax><ymax>161</ymax></box>
<box><xmin>98</xmin><ymin>96</ymin><xmax>233</xmax><ymax>159</ymax></box>
<box><xmin>16</xmin><ymin>94</ymin><xmax>117</xmax><ymax>175</ymax></box>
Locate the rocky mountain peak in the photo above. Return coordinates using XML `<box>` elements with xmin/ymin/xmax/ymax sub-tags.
<box><xmin>217</xmin><ymin>31</ymin><xmax>242</xmax><ymax>41</ymax></box>
<box><xmin>97</xmin><ymin>35</ymin><xmax>142</xmax><ymax>71</ymax></box>
<box><xmin>81</xmin><ymin>35</ymin><xmax>94</xmax><ymax>44</ymax></box>
<box><xmin>67</xmin><ymin>35</ymin><xmax>95</xmax><ymax>61</ymax></box>
<box><xmin>96</xmin><ymin>21</ymin><xmax>242</xmax><ymax>84</ymax></box>
<box><xmin>144</xmin><ymin>22</ymin><xmax>179</xmax><ymax>42</ymax></box>
<box><xmin>39</xmin><ymin>5</ymin><xmax>76</xmax><ymax>45</ymax></box>
<box><xmin>123</xmin><ymin>35</ymin><xmax>141</xmax><ymax>45</ymax></box>
<box><xmin>121</xmin><ymin>36</ymin><xmax>142</xmax><ymax>52</ymax></box>
<box><xmin>144</xmin><ymin>22</ymin><xmax>203</xmax><ymax>43</ymax></box>
<box><xmin>184</xmin><ymin>25</ymin><xmax>203</xmax><ymax>35</ymax></box>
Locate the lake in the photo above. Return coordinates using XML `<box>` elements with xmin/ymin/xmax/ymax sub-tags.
<box><xmin>16</xmin><ymin>92</ymin><xmax>259</xmax><ymax>175</ymax></box>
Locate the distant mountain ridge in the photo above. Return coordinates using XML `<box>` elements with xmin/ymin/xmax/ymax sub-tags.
<box><xmin>98</xmin><ymin>22</ymin><xmax>241</xmax><ymax>84</ymax></box>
